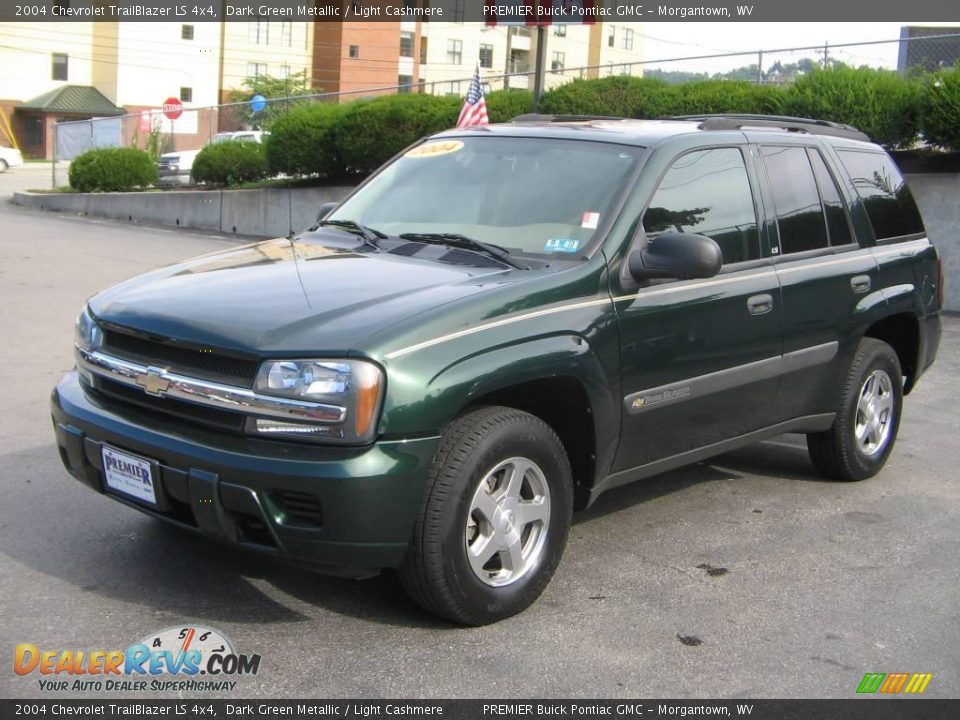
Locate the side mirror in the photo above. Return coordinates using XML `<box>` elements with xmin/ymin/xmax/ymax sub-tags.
<box><xmin>628</xmin><ymin>232</ymin><xmax>722</xmax><ymax>282</ymax></box>
<box><xmin>316</xmin><ymin>201</ymin><xmax>338</xmax><ymax>223</ymax></box>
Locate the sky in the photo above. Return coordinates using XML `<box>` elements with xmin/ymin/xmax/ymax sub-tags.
<box><xmin>637</xmin><ymin>22</ymin><xmax>959</xmax><ymax>74</ymax></box>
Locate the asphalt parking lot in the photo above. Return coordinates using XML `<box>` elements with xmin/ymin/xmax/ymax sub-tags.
<box><xmin>1</xmin><ymin>194</ymin><xmax>958</xmax><ymax>700</ymax></box>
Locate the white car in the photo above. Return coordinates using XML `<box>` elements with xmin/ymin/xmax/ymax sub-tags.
<box><xmin>157</xmin><ymin>131</ymin><xmax>267</xmax><ymax>185</ymax></box>
<box><xmin>0</xmin><ymin>145</ymin><xmax>24</xmax><ymax>172</ymax></box>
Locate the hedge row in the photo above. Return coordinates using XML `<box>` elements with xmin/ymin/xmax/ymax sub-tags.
<box><xmin>263</xmin><ymin>67</ymin><xmax>960</xmax><ymax>181</ymax></box>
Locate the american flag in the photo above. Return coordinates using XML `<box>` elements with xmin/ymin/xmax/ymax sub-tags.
<box><xmin>457</xmin><ymin>64</ymin><xmax>489</xmax><ymax>129</ymax></box>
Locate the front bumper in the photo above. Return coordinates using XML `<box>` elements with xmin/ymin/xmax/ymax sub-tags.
<box><xmin>52</xmin><ymin>371</ymin><xmax>439</xmax><ymax>575</ymax></box>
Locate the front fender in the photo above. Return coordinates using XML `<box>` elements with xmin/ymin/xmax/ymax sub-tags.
<box><xmin>378</xmin><ymin>334</ymin><xmax>620</xmax><ymax>480</ymax></box>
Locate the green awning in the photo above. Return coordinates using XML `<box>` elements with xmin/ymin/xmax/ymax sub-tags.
<box><xmin>17</xmin><ymin>86</ymin><xmax>124</xmax><ymax>116</ymax></box>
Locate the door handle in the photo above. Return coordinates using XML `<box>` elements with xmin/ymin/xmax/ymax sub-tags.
<box><xmin>747</xmin><ymin>293</ymin><xmax>774</xmax><ymax>315</ymax></box>
<box><xmin>850</xmin><ymin>275</ymin><xmax>871</xmax><ymax>294</ymax></box>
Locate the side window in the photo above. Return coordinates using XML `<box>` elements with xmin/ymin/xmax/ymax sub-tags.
<box><xmin>836</xmin><ymin>150</ymin><xmax>925</xmax><ymax>240</ymax></box>
<box><xmin>808</xmin><ymin>149</ymin><xmax>853</xmax><ymax>246</ymax></box>
<box><xmin>760</xmin><ymin>146</ymin><xmax>828</xmax><ymax>254</ymax></box>
<box><xmin>642</xmin><ymin>148</ymin><xmax>760</xmax><ymax>265</ymax></box>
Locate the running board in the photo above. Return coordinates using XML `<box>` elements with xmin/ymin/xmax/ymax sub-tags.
<box><xmin>588</xmin><ymin>413</ymin><xmax>836</xmax><ymax>505</ymax></box>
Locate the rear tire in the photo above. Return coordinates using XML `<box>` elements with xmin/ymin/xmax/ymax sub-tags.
<box><xmin>399</xmin><ymin>406</ymin><xmax>573</xmax><ymax>625</ymax></box>
<box><xmin>807</xmin><ymin>338</ymin><xmax>903</xmax><ymax>481</ymax></box>
<box><xmin>0</xmin><ymin>159</ymin><xmax>8</xmax><ymax>173</ymax></box>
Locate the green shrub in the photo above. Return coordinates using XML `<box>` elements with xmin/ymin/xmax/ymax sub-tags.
<box><xmin>191</xmin><ymin>140</ymin><xmax>268</xmax><ymax>186</ymax></box>
<box><xmin>540</xmin><ymin>76</ymin><xmax>672</xmax><ymax>118</ymax></box>
<box><xmin>335</xmin><ymin>94</ymin><xmax>460</xmax><ymax>174</ymax></box>
<box><xmin>659</xmin><ymin>80</ymin><xmax>785</xmax><ymax>116</ymax></box>
<box><xmin>485</xmin><ymin>89</ymin><xmax>534</xmax><ymax>122</ymax></box>
<box><xmin>265</xmin><ymin>101</ymin><xmax>346</xmax><ymax>178</ymax></box>
<box><xmin>921</xmin><ymin>64</ymin><xmax>960</xmax><ymax>151</ymax></box>
<box><xmin>68</xmin><ymin>147</ymin><xmax>156</xmax><ymax>192</ymax></box>
<box><xmin>784</xmin><ymin>66</ymin><xmax>921</xmax><ymax>149</ymax></box>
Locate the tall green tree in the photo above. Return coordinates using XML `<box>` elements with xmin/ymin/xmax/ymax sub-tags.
<box><xmin>225</xmin><ymin>71</ymin><xmax>317</xmax><ymax>129</ymax></box>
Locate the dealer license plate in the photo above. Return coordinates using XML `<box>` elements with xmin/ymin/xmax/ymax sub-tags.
<box><xmin>101</xmin><ymin>446</ymin><xmax>157</xmax><ymax>506</ymax></box>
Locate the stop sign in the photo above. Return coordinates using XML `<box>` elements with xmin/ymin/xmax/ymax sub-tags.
<box><xmin>162</xmin><ymin>97</ymin><xmax>183</xmax><ymax>120</ymax></box>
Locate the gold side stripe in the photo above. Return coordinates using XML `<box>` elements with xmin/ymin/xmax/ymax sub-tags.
<box><xmin>384</xmin><ymin>297</ymin><xmax>611</xmax><ymax>359</ymax></box>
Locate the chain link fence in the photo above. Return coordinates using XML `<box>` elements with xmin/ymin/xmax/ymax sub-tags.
<box><xmin>50</xmin><ymin>32</ymin><xmax>960</xmax><ymax>188</ymax></box>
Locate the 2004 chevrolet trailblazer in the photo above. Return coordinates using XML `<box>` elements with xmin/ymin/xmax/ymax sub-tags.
<box><xmin>52</xmin><ymin>114</ymin><xmax>941</xmax><ymax>624</ymax></box>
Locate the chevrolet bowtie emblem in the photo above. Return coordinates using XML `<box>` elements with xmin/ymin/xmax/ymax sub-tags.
<box><xmin>137</xmin><ymin>367</ymin><xmax>171</xmax><ymax>396</ymax></box>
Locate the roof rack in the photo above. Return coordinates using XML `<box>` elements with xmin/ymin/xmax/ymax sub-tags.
<box><xmin>509</xmin><ymin>113</ymin><xmax>628</xmax><ymax>123</ymax></box>
<box><xmin>670</xmin><ymin>114</ymin><xmax>870</xmax><ymax>142</ymax></box>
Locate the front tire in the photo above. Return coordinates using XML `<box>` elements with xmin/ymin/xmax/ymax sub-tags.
<box><xmin>807</xmin><ymin>338</ymin><xmax>903</xmax><ymax>481</ymax></box>
<box><xmin>0</xmin><ymin>159</ymin><xmax>8</xmax><ymax>173</ymax></box>
<box><xmin>399</xmin><ymin>406</ymin><xmax>573</xmax><ymax>625</ymax></box>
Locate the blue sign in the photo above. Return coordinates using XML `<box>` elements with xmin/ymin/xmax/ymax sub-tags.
<box><xmin>250</xmin><ymin>94</ymin><xmax>267</xmax><ymax>113</ymax></box>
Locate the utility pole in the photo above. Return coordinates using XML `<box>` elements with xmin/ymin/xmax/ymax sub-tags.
<box><xmin>532</xmin><ymin>25</ymin><xmax>548</xmax><ymax>112</ymax></box>
<box><xmin>823</xmin><ymin>41</ymin><xmax>829</xmax><ymax>68</ymax></box>
<box><xmin>504</xmin><ymin>26</ymin><xmax>513</xmax><ymax>92</ymax></box>
<box><xmin>757</xmin><ymin>50</ymin><xmax>763</xmax><ymax>84</ymax></box>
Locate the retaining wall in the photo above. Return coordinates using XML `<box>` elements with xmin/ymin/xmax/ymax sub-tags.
<box><xmin>12</xmin><ymin>186</ymin><xmax>354</xmax><ymax>239</ymax></box>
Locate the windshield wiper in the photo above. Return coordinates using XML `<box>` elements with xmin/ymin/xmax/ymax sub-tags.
<box><xmin>316</xmin><ymin>219</ymin><xmax>385</xmax><ymax>251</ymax></box>
<box><xmin>398</xmin><ymin>232</ymin><xmax>526</xmax><ymax>270</ymax></box>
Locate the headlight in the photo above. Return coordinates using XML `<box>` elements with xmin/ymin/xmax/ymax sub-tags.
<box><xmin>75</xmin><ymin>307</ymin><xmax>103</xmax><ymax>352</ymax></box>
<box><xmin>249</xmin><ymin>359</ymin><xmax>384</xmax><ymax>444</ymax></box>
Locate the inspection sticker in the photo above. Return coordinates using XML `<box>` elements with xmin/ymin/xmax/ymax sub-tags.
<box><xmin>405</xmin><ymin>140</ymin><xmax>464</xmax><ymax>158</ymax></box>
<box><xmin>544</xmin><ymin>238</ymin><xmax>581</xmax><ymax>254</ymax></box>
<box><xmin>581</xmin><ymin>212</ymin><xmax>600</xmax><ymax>229</ymax></box>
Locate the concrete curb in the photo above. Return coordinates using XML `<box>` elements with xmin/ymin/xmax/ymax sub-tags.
<box><xmin>12</xmin><ymin>185</ymin><xmax>354</xmax><ymax>239</ymax></box>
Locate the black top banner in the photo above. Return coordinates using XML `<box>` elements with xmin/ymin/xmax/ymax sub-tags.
<box><xmin>1</xmin><ymin>0</ymin><xmax>959</xmax><ymax>23</ymax></box>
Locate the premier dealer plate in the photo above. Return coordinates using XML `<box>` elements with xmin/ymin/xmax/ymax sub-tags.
<box><xmin>101</xmin><ymin>445</ymin><xmax>157</xmax><ymax>506</ymax></box>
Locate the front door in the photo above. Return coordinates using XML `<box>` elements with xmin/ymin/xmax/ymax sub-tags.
<box><xmin>609</xmin><ymin>146</ymin><xmax>782</xmax><ymax>480</ymax></box>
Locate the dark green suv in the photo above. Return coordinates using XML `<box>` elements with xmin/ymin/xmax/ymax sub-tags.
<box><xmin>52</xmin><ymin>114</ymin><xmax>942</xmax><ymax>624</ymax></box>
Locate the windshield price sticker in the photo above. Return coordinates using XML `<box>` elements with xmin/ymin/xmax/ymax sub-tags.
<box><xmin>405</xmin><ymin>141</ymin><xmax>464</xmax><ymax>158</ymax></box>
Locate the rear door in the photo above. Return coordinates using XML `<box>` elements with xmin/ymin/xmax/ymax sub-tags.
<box><xmin>751</xmin><ymin>141</ymin><xmax>878</xmax><ymax>421</ymax></box>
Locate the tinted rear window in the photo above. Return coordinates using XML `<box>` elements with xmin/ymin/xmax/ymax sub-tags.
<box><xmin>837</xmin><ymin>150</ymin><xmax>924</xmax><ymax>240</ymax></box>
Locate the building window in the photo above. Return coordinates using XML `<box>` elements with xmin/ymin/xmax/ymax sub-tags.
<box><xmin>247</xmin><ymin>62</ymin><xmax>267</xmax><ymax>79</ymax></box>
<box><xmin>181</xmin><ymin>24</ymin><xmax>194</xmax><ymax>40</ymax></box>
<box><xmin>51</xmin><ymin>53</ymin><xmax>68</xmax><ymax>81</ymax></box>
<box><xmin>278</xmin><ymin>64</ymin><xmax>291</xmax><ymax>80</ymax></box>
<box><xmin>248</xmin><ymin>19</ymin><xmax>268</xmax><ymax>45</ymax></box>
<box><xmin>479</xmin><ymin>43</ymin><xmax>493</xmax><ymax>69</ymax></box>
<box><xmin>24</xmin><ymin>116</ymin><xmax>43</xmax><ymax>147</ymax></box>
<box><xmin>398</xmin><ymin>74</ymin><xmax>413</xmax><ymax>92</ymax></box>
<box><xmin>551</xmin><ymin>51</ymin><xmax>565</xmax><ymax>73</ymax></box>
<box><xmin>349</xmin><ymin>45</ymin><xmax>359</xmax><ymax>59</ymax></box>
<box><xmin>280</xmin><ymin>22</ymin><xmax>292</xmax><ymax>46</ymax></box>
<box><xmin>447</xmin><ymin>39</ymin><xmax>463</xmax><ymax>64</ymax></box>
<box><xmin>622</xmin><ymin>28</ymin><xmax>634</xmax><ymax>50</ymax></box>
<box><xmin>400</xmin><ymin>31</ymin><xmax>415</xmax><ymax>58</ymax></box>
<box><xmin>620</xmin><ymin>64</ymin><xmax>631</xmax><ymax>75</ymax></box>
<box><xmin>179</xmin><ymin>87</ymin><xmax>192</xmax><ymax>103</ymax></box>
<box><xmin>419</xmin><ymin>37</ymin><xmax>428</xmax><ymax>64</ymax></box>
<box><xmin>554</xmin><ymin>25</ymin><xmax>566</xmax><ymax>37</ymax></box>
<box><xmin>607</xmin><ymin>27</ymin><xmax>615</xmax><ymax>48</ymax></box>
<box><xmin>443</xmin><ymin>81</ymin><xmax>461</xmax><ymax>96</ymax></box>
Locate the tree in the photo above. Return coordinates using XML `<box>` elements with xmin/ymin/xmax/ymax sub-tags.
<box><xmin>225</xmin><ymin>71</ymin><xmax>317</xmax><ymax>129</ymax></box>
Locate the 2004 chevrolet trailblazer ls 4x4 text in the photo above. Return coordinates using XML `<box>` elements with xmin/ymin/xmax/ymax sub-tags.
<box><xmin>53</xmin><ymin>114</ymin><xmax>942</xmax><ymax>624</ymax></box>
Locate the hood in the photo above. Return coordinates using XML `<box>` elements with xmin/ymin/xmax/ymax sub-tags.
<box><xmin>88</xmin><ymin>234</ymin><xmax>514</xmax><ymax>356</ymax></box>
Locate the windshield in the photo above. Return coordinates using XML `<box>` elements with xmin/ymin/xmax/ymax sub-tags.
<box><xmin>329</xmin><ymin>136</ymin><xmax>642</xmax><ymax>257</ymax></box>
